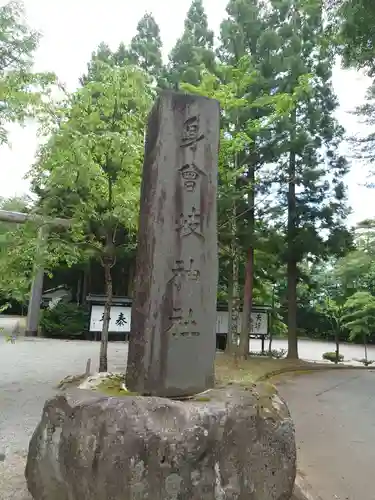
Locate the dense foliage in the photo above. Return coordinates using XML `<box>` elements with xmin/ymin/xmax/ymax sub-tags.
<box><xmin>329</xmin><ymin>0</ymin><xmax>375</xmax><ymax>74</ymax></box>
<box><xmin>0</xmin><ymin>1</ymin><xmax>55</xmax><ymax>144</ymax></box>
<box><xmin>40</xmin><ymin>301</ymin><xmax>89</xmax><ymax>338</ymax></box>
<box><xmin>31</xmin><ymin>63</ymin><xmax>152</xmax><ymax>370</ymax></box>
<box><xmin>0</xmin><ymin>196</ymin><xmax>38</xmax><ymax>304</ymax></box>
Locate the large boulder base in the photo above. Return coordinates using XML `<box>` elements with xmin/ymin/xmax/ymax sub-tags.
<box><xmin>25</xmin><ymin>384</ymin><xmax>296</xmax><ymax>500</ymax></box>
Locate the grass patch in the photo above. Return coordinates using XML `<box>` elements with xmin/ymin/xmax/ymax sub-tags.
<box><xmin>94</xmin><ymin>357</ymin><xmax>309</xmax><ymax>397</ymax></box>
<box><xmin>96</xmin><ymin>357</ymin><xmax>336</xmax><ymax>396</ymax></box>
<box><xmin>214</xmin><ymin>354</ymin><xmax>322</xmax><ymax>386</ymax></box>
<box><xmin>59</xmin><ymin>352</ymin><xmax>367</xmax><ymax>397</ymax></box>
<box><xmin>214</xmin><ymin>352</ymin><xmax>369</xmax><ymax>386</ymax></box>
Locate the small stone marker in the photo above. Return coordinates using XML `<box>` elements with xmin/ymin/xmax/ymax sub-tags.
<box><xmin>126</xmin><ymin>91</ymin><xmax>220</xmax><ymax>397</ymax></box>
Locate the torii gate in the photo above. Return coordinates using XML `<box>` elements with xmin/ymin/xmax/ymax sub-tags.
<box><xmin>0</xmin><ymin>210</ymin><xmax>71</xmax><ymax>336</ymax></box>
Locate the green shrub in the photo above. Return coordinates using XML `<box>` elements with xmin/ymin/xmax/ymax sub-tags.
<box><xmin>270</xmin><ymin>348</ymin><xmax>287</xmax><ymax>359</ymax></box>
<box><xmin>356</xmin><ymin>358</ymin><xmax>374</xmax><ymax>367</ymax></box>
<box><xmin>249</xmin><ymin>350</ymin><xmax>268</xmax><ymax>357</ymax></box>
<box><xmin>249</xmin><ymin>348</ymin><xmax>287</xmax><ymax>359</ymax></box>
<box><xmin>322</xmin><ymin>351</ymin><xmax>344</xmax><ymax>363</ymax></box>
<box><xmin>40</xmin><ymin>302</ymin><xmax>89</xmax><ymax>338</ymax></box>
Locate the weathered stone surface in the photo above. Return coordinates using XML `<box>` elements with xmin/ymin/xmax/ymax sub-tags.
<box><xmin>126</xmin><ymin>91</ymin><xmax>220</xmax><ymax>398</ymax></box>
<box><xmin>25</xmin><ymin>385</ymin><xmax>296</xmax><ymax>500</ymax></box>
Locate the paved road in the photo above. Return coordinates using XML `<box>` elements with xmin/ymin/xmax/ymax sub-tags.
<box><xmin>0</xmin><ymin>337</ymin><xmax>129</xmax><ymax>499</ymax></box>
<box><xmin>3</xmin><ymin>314</ymin><xmax>375</xmax><ymax>363</ymax></box>
<box><xmin>251</xmin><ymin>337</ymin><xmax>375</xmax><ymax>365</ymax></box>
<box><xmin>278</xmin><ymin>370</ymin><xmax>375</xmax><ymax>500</ymax></box>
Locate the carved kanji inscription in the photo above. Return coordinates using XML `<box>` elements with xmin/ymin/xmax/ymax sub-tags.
<box><xmin>168</xmin><ymin>308</ymin><xmax>200</xmax><ymax>338</ymax></box>
<box><xmin>180</xmin><ymin>116</ymin><xmax>204</xmax><ymax>150</ymax></box>
<box><xmin>169</xmin><ymin>258</ymin><xmax>200</xmax><ymax>290</ymax></box>
<box><xmin>176</xmin><ymin>206</ymin><xmax>203</xmax><ymax>238</ymax></box>
<box><xmin>179</xmin><ymin>163</ymin><xmax>205</xmax><ymax>192</ymax></box>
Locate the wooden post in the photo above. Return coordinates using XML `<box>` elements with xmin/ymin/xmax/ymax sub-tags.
<box><xmin>85</xmin><ymin>358</ymin><xmax>91</xmax><ymax>376</ymax></box>
<box><xmin>25</xmin><ymin>226</ymin><xmax>48</xmax><ymax>337</ymax></box>
<box><xmin>0</xmin><ymin>210</ymin><xmax>69</xmax><ymax>227</ymax></box>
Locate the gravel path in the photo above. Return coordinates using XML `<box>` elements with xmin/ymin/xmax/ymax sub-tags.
<box><xmin>6</xmin><ymin>335</ymin><xmax>373</xmax><ymax>500</ymax></box>
<box><xmin>0</xmin><ymin>336</ymin><xmax>129</xmax><ymax>500</ymax></box>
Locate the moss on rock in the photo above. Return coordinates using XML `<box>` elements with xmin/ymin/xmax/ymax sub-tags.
<box><xmin>96</xmin><ymin>377</ymin><xmax>138</xmax><ymax>397</ymax></box>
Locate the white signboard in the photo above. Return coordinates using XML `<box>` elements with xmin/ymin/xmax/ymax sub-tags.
<box><xmin>216</xmin><ymin>310</ymin><xmax>268</xmax><ymax>335</ymax></box>
<box><xmin>90</xmin><ymin>304</ymin><xmax>268</xmax><ymax>335</ymax></box>
<box><xmin>90</xmin><ymin>305</ymin><xmax>131</xmax><ymax>333</ymax></box>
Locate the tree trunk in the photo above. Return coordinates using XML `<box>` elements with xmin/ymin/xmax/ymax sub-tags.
<box><xmin>227</xmin><ymin>291</ymin><xmax>234</xmax><ymax>353</ymax></box>
<box><xmin>99</xmin><ymin>260</ymin><xmax>113</xmax><ymax>372</ymax></box>
<box><xmin>81</xmin><ymin>266</ymin><xmax>89</xmax><ymax>306</ymax></box>
<box><xmin>239</xmin><ymin>246</ymin><xmax>254</xmax><ymax>359</ymax></box>
<box><xmin>364</xmin><ymin>331</ymin><xmax>368</xmax><ymax>364</ymax></box>
<box><xmin>76</xmin><ymin>272</ymin><xmax>82</xmax><ymax>306</ymax></box>
<box><xmin>287</xmin><ymin>259</ymin><xmax>298</xmax><ymax>358</ymax></box>
<box><xmin>227</xmin><ymin>252</ymin><xmax>240</xmax><ymax>354</ymax></box>
<box><xmin>287</xmin><ymin>146</ymin><xmax>299</xmax><ymax>359</ymax></box>
<box><xmin>335</xmin><ymin>329</ymin><xmax>340</xmax><ymax>364</ymax></box>
<box><xmin>227</xmin><ymin>199</ymin><xmax>240</xmax><ymax>354</ymax></box>
<box><xmin>239</xmin><ymin>165</ymin><xmax>255</xmax><ymax>359</ymax></box>
<box><xmin>268</xmin><ymin>328</ymin><xmax>273</xmax><ymax>355</ymax></box>
<box><xmin>268</xmin><ymin>287</ymin><xmax>276</xmax><ymax>355</ymax></box>
<box><xmin>127</xmin><ymin>260</ymin><xmax>135</xmax><ymax>297</ymax></box>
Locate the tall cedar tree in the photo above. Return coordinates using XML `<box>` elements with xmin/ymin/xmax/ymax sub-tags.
<box><xmin>80</xmin><ymin>42</ymin><xmax>114</xmax><ymax>85</ymax></box>
<box><xmin>125</xmin><ymin>13</ymin><xmax>163</xmax><ymax>82</ymax></box>
<box><xmin>266</xmin><ymin>0</ymin><xmax>349</xmax><ymax>358</ymax></box>
<box><xmin>168</xmin><ymin>0</ymin><xmax>215</xmax><ymax>87</ymax></box>
<box><xmin>218</xmin><ymin>0</ymin><xmax>295</xmax><ymax>357</ymax></box>
<box><xmin>181</xmin><ymin>58</ymin><xmax>278</xmax><ymax>355</ymax></box>
<box><xmin>328</xmin><ymin>0</ymin><xmax>375</xmax><ymax>74</ymax></box>
<box><xmin>82</xmin><ymin>14</ymin><xmax>163</xmax><ymax>85</ymax></box>
<box><xmin>349</xmin><ymin>81</ymin><xmax>375</xmax><ymax>179</ymax></box>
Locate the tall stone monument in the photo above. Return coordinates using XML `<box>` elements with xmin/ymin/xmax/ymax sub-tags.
<box><xmin>126</xmin><ymin>91</ymin><xmax>220</xmax><ymax>397</ymax></box>
<box><xmin>26</xmin><ymin>91</ymin><xmax>297</xmax><ymax>500</ymax></box>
